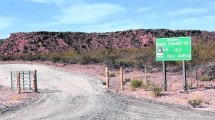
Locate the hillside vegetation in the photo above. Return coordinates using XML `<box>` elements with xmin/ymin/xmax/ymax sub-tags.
<box><xmin>0</xmin><ymin>39</ymin><xmax>214</xmax><ymax>70</ymax></box>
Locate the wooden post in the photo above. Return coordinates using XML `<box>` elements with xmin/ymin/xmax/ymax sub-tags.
<box><xmin>17</xmin><ymin>71</ymin><xmax>21</xmax><ymax>94</ymax></box>
<box><xmin>33</xmin><ymin>70</ymin><xmax>38</xmax><ymax>93</ymax></box>
<box><xmin>29</xmin><ymin>71</ymin><xmax>31</xmax><ymax>90</ymax></box>
<box><xmin>120</xmin><ymin>67</ymin><xmax>124</xmax><ymax>91</ymax></box>
<box><xmin>144</xmin><ymin>66</ymin><xmax>147</xmax><ymax>85</ymax></box>
<box><xmin>105</xmin><ymin>67</ymin><xmax>109</xmax><ymax>88</ymax></box>
<box><xmin>196</xmin><ymin>67</ymin><xmax>198</xmax><ymax>88</ymax></box>
<box><xmin>10</xmin><ymin>71</ymin><xmax>13</xmax><ymax>90</ymax></box>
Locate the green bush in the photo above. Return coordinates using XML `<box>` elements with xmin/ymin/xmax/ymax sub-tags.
<box><xmin>141</xmin><ymin>81</ymin><xmax>162</xmax><ymax>96</ymax></box>
<box><xmin>188</xmin><ymin>99</ymin><xmax>203</xmax><ymax>108</ymax></box>
<box><xmin>151</xmin><ymin>84</ymin><xmax>162</xmax><ymax>97</ymax></box>
<box><xmin>201</xmin><ymin>76</ymin><xmax>211</xmax><ymax>81</ymax></box>
<box><xmin>51</xmin><ymin>56</ymin><xmax>61</xmax><ymax>63</ymax></box>
<box><xmin>130</xmin><ymin>80</ymin><xmax>142</xmax><ymax>88</ymax></box>
<box><xmin>0</xmin><ymin>41</ymin><xmax>3</xmax><ymax>46</ymax></box>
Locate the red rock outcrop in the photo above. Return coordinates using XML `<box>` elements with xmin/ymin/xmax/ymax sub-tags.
<box><xmin>0</xmin><ymin>29</ymin><xmax>215</xmax><ymax>55</ymax></box>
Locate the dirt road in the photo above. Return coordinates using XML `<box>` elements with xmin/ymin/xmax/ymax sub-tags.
<box><xmin>0</xmin><ymin>64</ymin><xmax>214</xmax><ymax>120</ymax></box>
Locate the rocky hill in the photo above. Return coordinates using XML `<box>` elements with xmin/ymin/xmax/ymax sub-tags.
<box><xmin>1</xmin><ymin>29</ymin><xmax>215</xmax><ymax>55</ymax></box>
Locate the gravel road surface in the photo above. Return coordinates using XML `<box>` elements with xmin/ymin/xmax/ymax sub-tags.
<box><xmin>0</xmin><ymin>64</ymin><xmax>214</xmax><ymax>120</ymax></box>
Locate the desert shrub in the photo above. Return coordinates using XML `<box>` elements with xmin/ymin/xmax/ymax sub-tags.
<box><xmin>1</xmin><ymin>55</ymin><xmax>16</xmax><ymax>61</ymax></box>
<box><xmin>0</xmin><ymin>41</ymin><xmax>3</xmax><ymax>45</ymax></box>
<box><xmin>130</xmin><ymin>79</ymin><xmax>142</xmax><ymax>88</ymax></box>
<box><xmin>51</xmin><ymin>56</ymin><xmax>61</xmax><ymax>63</ymax></box>
<box><xmin>78</xmin><ymin>55</ymin><xmax>91</xmax><ymax>65</ymax></box>
<box><xmin>77</xmin><ymin>55</ymin><xmax>99</xmax><ymax>65</ymax></box>
<box><xmin>141</xmin><ymin>81</ymin><xmax>162</xmax><ymax>96</ymax></box>
<box><xmin>151</xmin><ymin>84</ymin><xmax>162</xmax><ymax>97</ymax></box>
<box><xmin>191</xmin><ymin>40</ymin><xmax>215</xmax><ymax>67</ymax></box>
<box><xmin>115</xmin><ymin>59</ymin><xmax>134</xmax><ymax>68</ymax></box>
<box><xmin>188</xmin><ymin>99</ymin><xmax>203</xmax><ymax>108</ymax></box>
<box><xmin>201</xmin><ymin>76</ymin><xmax>211</xmax><ymax>81</ymax></box>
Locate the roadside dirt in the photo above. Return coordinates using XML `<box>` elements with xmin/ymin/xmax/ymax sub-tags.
<box><xmin>43</xmin><ymin>61</ymin><xmax>215</xmax><ymax>112</ymax></box>
<box><xmin>0</xmin><ymin>61</ymin><xmax>215</xmax><ymax>120</ymax></box>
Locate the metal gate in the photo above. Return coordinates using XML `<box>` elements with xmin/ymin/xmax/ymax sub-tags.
<box><xmin>11</xmin><ymin>71</ymin><xmax>18</xmax><ymax>90</ymax></box>
<box><xmin>10</xmin><ymin>70</ymin><xmax>37</xmax><ymax>93</ymax></box>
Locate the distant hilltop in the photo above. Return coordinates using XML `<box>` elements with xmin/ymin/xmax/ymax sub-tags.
<box><xmin>1</xmin><ymin>29</ymin><xmax>215</xmax><ymax>55</ymax></box>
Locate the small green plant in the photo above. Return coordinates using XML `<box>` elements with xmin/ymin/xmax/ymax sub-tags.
<box><xmin>51</xmin><ymin>56</ymin><xmax>61</xmax><ymax>63</ymax></box>
<box><xmin>151</xmin><ymin>84</ymin><xmax>162</xmax><ymax>97</ymax></box>
<box><xmin>188</xmin><ymin>99</ymin><xmax>203</xmax><ymax>108</ymax></box>
<box><xmin>130</xmin><ymin>79</ymin><xmax>142</xmax><ymax>88</ymax></box>
<box><xmin>201</xmin><ymin>76</ymin><xmax>211</xmax><ymax>81</ymax></box>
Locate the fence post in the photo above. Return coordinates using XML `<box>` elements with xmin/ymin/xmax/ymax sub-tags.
<box><xmin>33</xmin><ymin>70</ymin><xmax>38</xmax><ymax>93</ymax></box>
<box><xmin>196</xmin><ymin>67</ymin><xmax>198</xmax><ymax>88</ymax></box>
<box><xmin>105</xmin><ymin>67</ymin><xmax>109</xmax><ymax>88</ymax></box>
<box><xmin>10</xmin><ymin>71</ymin><xmax>13</xmax><ymax>90</ymax></box>
<box><xmin>120</xmin><ymin>67</ymin><xmax>124</xmax><ymax>91</ymax></box>
<box><xmin>17</xmin><ymin>71</ymin><xmax>21</xmax><ymax>94</ymax></box>
<box><xmin>29</xmin><ymin>71</ymin><xmax>31</xmax><ymax>90</ymax></box>
<box><xmin>144</xmin><ymin>66</ymin><xmax>147</xmax><ymax>85</ymax></box>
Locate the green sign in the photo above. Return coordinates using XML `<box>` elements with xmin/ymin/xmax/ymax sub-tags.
<box><xmin>156</xmin><ymin>37</ymin><xmax>191</xmax><ymax>61</ymax></box>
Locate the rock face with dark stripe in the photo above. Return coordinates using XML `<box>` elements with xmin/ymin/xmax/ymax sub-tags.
<box><xmin>0</xmin><ymin>29</ymin><xmax>215</xmax><ymax>55</ymax></box>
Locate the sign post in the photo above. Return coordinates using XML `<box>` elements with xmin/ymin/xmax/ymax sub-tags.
<box><xmin>156</xmin><ymin>37</ymin><xmax>191</xmax><ymax>92</ymax></box>
<box><xmin>163</xmin><ymin>61</ymin><xmax>167</xmax><ymax>91</ymax></box>
<box><xmin>182</xmin><ymin>60</ymin><xmax>187</xmax><ymax>92</ymax></box>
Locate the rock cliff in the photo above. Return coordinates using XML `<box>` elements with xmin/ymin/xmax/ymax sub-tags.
<box><xmin>1</xmin><ymin>29</ymin><xmax>215</xmax><ymax>55</ymax></box>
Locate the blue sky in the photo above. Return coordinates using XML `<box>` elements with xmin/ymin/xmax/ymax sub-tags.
<box><xmin>0</xmin><ymin>0</ymin><xmax>215</xmax><ymax>38</ymax></box>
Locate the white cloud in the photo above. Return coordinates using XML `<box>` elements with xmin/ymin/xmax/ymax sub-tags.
<box><xmin>26</xmin><ymin>0</ymin><xmax>126</xmax><ymax>25</ymax></box>
<box><xmin>54</xmin><ymin>3</ymin><xmax>126</xmax><ymax>24</ymax></box>
<box><xmin>27</xmin><ymin>0</ymin><xmax>66</xmax><ymax>4</ymax></box>
<box><xmin>137</xmin><ymin>7</ymin><xmax>151</xmax><ymax>13</ymax></box>
<box><xmin>0</xmin><ymin>16</ymin><xmax>15</xmax><ymax>30</ymax></box>
<box><xmin>0</xmin><ymin>33</ymin><xmax>10</xmax><ymax>39</ymax></box>
<box><xmin>26</xmin><ymin>20</ymin><xmax>141</xmax><ymax>33</ymax></box>
<box><xmin>80</xmin><ymin>21</ymin><xmax>140</xmax><ymax>32</ymax></box>
<box><xmin>170</xmin><ymin>15</ymin><xmax>215</xmax><ymax>31</ymax></box>
<box><xmin>168</xmin><ymin>8</ymin><xmax>208</xmax><ymax>15</ymax></box>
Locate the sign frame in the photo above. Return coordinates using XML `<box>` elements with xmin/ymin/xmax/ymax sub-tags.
<box><xmin>156</xmin><ymin>37</ymin><xmax>192</xmax><ymax>61</ymax></box>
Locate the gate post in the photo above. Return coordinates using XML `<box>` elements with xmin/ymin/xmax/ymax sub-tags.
<box><xmin>10</xmin><ymin>71</ymin><xmax>13</xmax><ymax>90</ymax></box>
<box><xmin>105</xmin><ymin>67</ymin><xmax>109</xmax><ymax>88</ymax></box>
<box><xmin>17</xmin><ymin>71</ymin><xmax>21</xmax><ymax>94</ymax></box>
<box><xmin>120</xmin><ymin>67</ymin><xmax>124</xmax><ymax>91</ymax></box>
<box><xmin>33</xmin><ymin>70</ymin><xmax>38</xmax><ymax>93</ymax></box>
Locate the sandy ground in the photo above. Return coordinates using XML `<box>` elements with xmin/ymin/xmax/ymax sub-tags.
<box><xmin>42</xmin><ymin>61</ymin><xmax>215</xmax><ymax>112</ymax></box>
<box><xmin>0</xmin><ymin>61</ymin><xmax>215</xmax><ymax>120</ymax></box>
